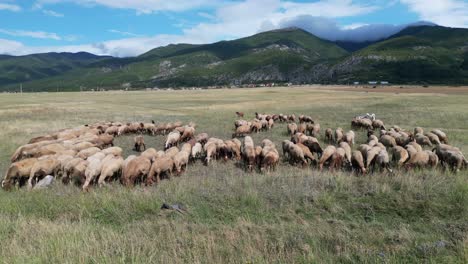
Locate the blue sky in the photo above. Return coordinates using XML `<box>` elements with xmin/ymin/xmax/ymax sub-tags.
<box><xmin>0</xmin><ymin>0</ymin><xmax>467</xmax><ymax>56</ymax></box>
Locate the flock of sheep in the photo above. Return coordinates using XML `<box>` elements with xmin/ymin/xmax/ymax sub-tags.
<box><xmin>2</xmin><ymin>112</ymin><xmax>467</xmax><ymax>191</ymax></box>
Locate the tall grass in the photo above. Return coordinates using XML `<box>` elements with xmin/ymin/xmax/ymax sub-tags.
<box><xmin>0</xmin><ymin>87</ymin><xmax>467</xmax><ymax>263</ymax></box>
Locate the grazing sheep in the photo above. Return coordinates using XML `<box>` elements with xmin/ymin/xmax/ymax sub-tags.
<box><xmin>92</xmin><ymin>133</ymin><xmax>114</xmax><ymax>148</ymax></box>
<box><xmin>101</xmin><ymin>146</ymin><xmax>123</xmax><ymax>157</ymax></box>
<box><xmin>298</xmin><ymin>122</ymin><xmax>307</xmax><ymax>134</ymax></box>
<box><xmin>77</xmin><ymin>147</ymin><xmax>101</xmax><ymax>160</ymax></box>
<box><xmin>372</xmin><ymin>120</ymin><xmax>386</xmax><ymax>130</ymax></box>
<box><xmin>82</xmin><ymin>154</ymin><xmax>106</xmax><ymax>191</ymax></box>
<box><xmin>70</xmin><ymin>141</ymin><xmax>96</xmax><ymax>152</ymax></box>
<box><xmin>431</xmin><ymin>129</ymin><xmax>448</xmax><ymax>144</ymax></box>
<box><xmin>339</xmin><ymin>142</ymin><xmax>352</xmax><ymax>165</ymax></box>
<box><xmin>98</xmin><ymin>156</ymin><xmax>124</xmax><ymax>187</ymax></box>
<box><xmin>287</xmin><ymin>123</ymin><xmax>298</xmax><ymax>136</ymax></box>
<box><xmin>165</xmin><ymin>147</ymin><xmax>180</xmax><ymax>159</ymax></box>
<box><xmin>366</xmin><ymin>146</ymin><xmax>383</xmax><ymax>170</ymax></box>
<box><xmin>351</xmin><ymin>151</ymin><xmax>366</xmax><ymax>174</ymax></box>
<box><xmin>391</xmin><ymin>146</ymin><xmax>409</xmax><ymax>167</ymax></box>
<box><xmin>368</xmin><ymin>134</ymin><xmax>379</xmax><ymax>143</ymax></box>
<box><xmin>204</xmin><ymin>142</ymin><xmax>218</xmax><ymax>165</ymax></box>
<box><xmin>165</xmin><ymin>131</ymin><xmax>181</xmax><ymax>150</ymax></box>
<box><xmin>376</xmin><ymin>149</ymin><xmax>392</xmax><ymax>173</ymax></box>
<box><xmin>134</xmin><ymin>135</ymin><xmax>146</xmax><ymax>152</ymax></box>
<box><xmin>433</xmin><ymin>144</ymin><xmax>467</xmax><ymax>171</ymax></box>
<box><xmin>358</xmin><ymin>144</ymin><xmax>372</xmax><ymax>160</ymax></box>
<box><xmin>380</xmin><ymin>135</ymin><xmax>397</xmax><ymax>148</ymax></box>
<box><xmin>260</xmin><ymin>150</ymin><xmax>279</xmax><ymax>173</ymax></box>
<box><xmin>414</xmin><ymin>127</ymin><xmax>424</xmax><ymax>135</ymax></box>
<box><xmin>287</xmin><ymin>143</ymin><xmax>307</xmax><ymax>167</ymax></box>
<box><xmin>296</xmin><ymin>143</ymin><xmax>316</xmax><ymax>164</ymax></box>
<box><xmin>232</xmin><ymin>124</ymin><xmax>251</xmax><ymax>138</ymax></box>
<box><xmin>242</xmin><ymin>136</ymin><xmax>256</xmax><ymax>171</ymax></box>
<box><xmin>291</xmin><ymin>133</ymin><xmax>308</xmax><ymax>144</ymax></box>
<box><xmin>236</xmin><ymin>111</ymin><xmax>244</xmax><ymax>118</ymax></box>
<box><xmin>28</xmin><ymin>157</ymin><xmax>60</xmax><ymax>190</ymax></box>
<box><xmin>288</xmin><ymin>114</ymin><xmax>296</xmax><ymax>122</ymax></box>
<box><xmin>282</xmin><ymin>140</ymin><xmax>293</xmax><ymax>159</ymax></box>
<box><xmin>225</xmin><ymin>140</ymin><xmax>241</xmax><ymax>160</ymax></box>
<box><xmin>195</xmin><ymin>133</ymin><xmax>209</xmax><ymax>145</ymax></box>
<box><xmin>180</xmin><ymin>126</ymin><xmax>195</xmax><ymax>142</ymax></box>
<box><xmin>303</xmin><ymin>139</ymin><xmax>323</xmax><ymax>158</ymax></box>
<box><xmin>407</xmin><ymin>142</ymin><xmax>423</xmax><ymax>152</ymax></box>
<box><xmin>191</xmin><ymin>143</ymin><xmax>203</xmax><ymax>161</ymax></box>
<box><xmin>173</xmin><ymin>145</ymin><xmax>191</xmax><ymax>174</ymax></box>
<box><xmin>425</xmin><ymin>132</ymin><xmax>441</xmax><ymax>145</ymax></box>
<box><xmin>330</xmin><ymin>147</ymin><xmax>346</xmax><ymax>171</ymax></box>
<box><xmin>334</xmin><ymin>128</ymin><xmax>344</xmax><ymax>143</ymax></box>
<box><xmin>341</xmin><ymin>131</ymin><xmax>355</xmax><ymax>146</ymax></box>
<box><xmin>2</xmin><ymin>158</ymin><xmax>38</xmax><ymax>190</ymax></box>
<box><xmin>325</xmin><ymin>128</ymin><xmax>333</xmax><ymax>143</ymax></box>
<box><xmin>141</xmin><ymin>148</ymin><xmax>158</xmax><ymax>162</ymax></box>
<box><xmin>415</xmin><ymin>133</ymin><xmax>432</xmax><ymax>147</ymax></box>
<box><xmin>122</xmin><ymin>156</ymin><xmax>152</xmax><ymax>187</ymax></box>
<box><xmin>319</xmin><ymin>146</ymin><xmax>336</xmax><ymax>171</ymax></box>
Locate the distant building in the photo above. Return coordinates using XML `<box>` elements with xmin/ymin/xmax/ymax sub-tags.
<box><xmin>381</xmin><ymin>81</ymin><xmax>389</xmax><ymax>85</ymax></box>
<box><xmin>353</xmin><ymin>82</ymin><xmax>360</xmax><ymax>85</ymax></box>
<box><xmin>368</xmin><ymin>81</ymin><xmax>378</xmax><ymax>85</ymax></box>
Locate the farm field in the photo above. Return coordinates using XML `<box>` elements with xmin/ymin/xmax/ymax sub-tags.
<box><xmin>0</xmin><ymin>86</ymin><xmax>467</xmax><ymax>263</ymax></box>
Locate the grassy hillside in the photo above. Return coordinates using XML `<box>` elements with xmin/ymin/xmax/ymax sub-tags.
<box><xmin>0</xmin><ymin>87</ymin><xmax>467</xmax><ymax>262</ymax></box>
<box><xmin>333</xmin><ymin>26</ymin><xmax>468</xmax><ymax>84</ymax></box>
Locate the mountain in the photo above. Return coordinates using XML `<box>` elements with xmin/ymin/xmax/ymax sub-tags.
<box><xmin>0</xmin><ymin>52</ymin><xmax>111</xmax><ymax>88</ymax></box>
<box><xmin>1</xmin><ymin>25</ymin><xmax>468</xmax><ymax>91</ymax></box>
<box><xmin>331</xmin><ymin>25</ymin><xmax>468</xmax><ymax>84</ymax></box>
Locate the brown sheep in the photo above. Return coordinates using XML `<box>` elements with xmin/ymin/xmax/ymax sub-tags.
<box><xmin>191</xmin><ymin>142</ymin><xmax>203</xmax><ymax>160</ymax></box>
<box><xmin>104</xmin><ymin>126</ymin><xmax>119</xmax><ymax>136</ymax></box>
<box><xmin>173</xmin><ymin>146</ymin><xmax>191</xmax><ymax>174</ymax></box>
<box><xmin>236</xmin><ymin>111</ymin><xmax>244</xmax><ymax>118</ymax></box>
<box><xmin>260</xmin><ymin>149</ymin><xmax>280</xmax><ymax>172</ymax></box>
<box><xmin>71</xmin><ymin>141</ymin><xmax>96</xmax><ymax>152</ymax></box>
<box><xmin>339</xmin><ymin>142</ymin><xmax>352</xmax><ymax>165</ymax></box>
<box><xmin>82</xmin><ymin>154</ymin><xmax>106</xmax><ymax>191</ymax></box>
<box><xmin>122</xmin><ymin>156</ymin><xmax>152</xmax><ymax>187</ymax></box>
<box><xmin>334</xmin><ymin>128</ymin><xmax>344</xmax><ymax>143</ymax></box>
<box><xmin>2</xmin><ymin>158</ymin><xmax>38</xmax><ymax>190</ymax></box>
<box><xmin>180</xmin><ymin>126</ymin><xmax>195</xmax><ymax>142</ymax></box>
<box><xmin>282</xmin><ymin>140</ymin><xmax>293</xmax><ymax>159</ymax></box>
<box><xmin>330</xmin><ymin>147</ymin><xmax>346</xmax><ymax>171</ymax></box>
<box><xmin>288</xmin><ymin>114</ymin><xmax>296</xmax><ymax>122</ymax></box>
<box><xmin>101</xmin><ymin>146</ymin><xmax>123</xmax><ymax>157</ymax></box>
<box><xmin>319</xmin><ymin>146</ymin><xmax>336</xmax><ymax>171</ymax></box>
<box><xmin>414</xmin><ymin>127</ymin><xmax>424</xmax><ymax>135</ymax></box>
<box><xmin>296</xmin><ymin>143</ymin><xmax>316</xmax><ymax>164</ymax></box>
<box><xmin>204</xmin><ymin>142</ymin><xmax>218</xmax><ymax>165</ymax></box>
<box><xmin>298</xmin><ymin>122</ymin><xmax>307</xmax><ymax>134</ymax></box>
<box><xmin>134</xmin><ymin>135</ymin><xmax>146</xmax><ymax>152</ymax></box>
<box><xmin>77</xmin><ymin>147</ymin><xmax>101</xmax><ymax>160</ymax></box>
<box><xmin>431</xmin><ymin>129</ymin><xmax>448</xmax><ymax>144</ymax></box>
<box><xmin>391</xmin><ymin>146</ymin><xmax>409</xmax><ymax>167</ymax></box>
<box><xmin>165</xmin><ymin>147</ymin><xmax>180</xmax><ymax>159</ymax></box>
<box><xmin>195</xmin><ymin>133</ymin><xmax>209</xmax><ymax>145</ymax></box>
<box><xmin>28</xmin><ymin>157</ymin><xmax>60</xmax><ymax>190</ymax></box>
<box><xmin>225</xmin><ymin>140</ymin><xmax>241</xmax><ymax>160</ymax></box>
<box><xmin>340</xmin><ymin>131</ymin><xmax>355</xmax><ymax>146</ymax></box>
<box><xmin>376</xmin><ymin>149</ymin><xmax>392</xmax><ymax>172</ymax></box>
<box><xmin>287</xmin><ymin>123</ymin><xmax>298</xmax><ymax>136</ymax></box>
<box><xmin>68</xmin><ymin>159</ymin><xmax>88</xmax><ymax>186</ymax></box>
<box><xmin>325</xmin><ymin>128</ymin><xmax>333</xmax><ymax>143</ymax></box>
<box><xmin>407</xmin><ymin>142</ymin><xmax>423</xmax><ymax>152</ymax></box>
<box><xmin>372</xmin><ymin>119</ymin><xmax>386</xmax><ymax>130</ymax></box>
<box><xmin>62</xmin><ymin>157</ymin><xmax>84</xmax><ymax>184</ymax></box>
<box><xmin>92</xmin><ymin>133</ymin><xmax>114</xmax><ymax>148</ymax></box>
<box><xmin>425</xmin><ymin>132</ymin><xmax>441</xmax><ymax>145</ymax></box>
<box><xmin>433</xmin><ymin>144</ymin><xmax>467</xmax><ymax>171</ymax></box>
<box><xmin>28</xmin><ymin>135</ymin><xmax>58</xmax><ymax>144</ymax></box>
<box><xmin>351</xmin><ymin>151</ymin><xmax>366</xmax><ymax>174</ymax></box>
<box><xmin>291</xmin><ymin>133</ymin><xmax>308</xmax><ymax>144</ymax></box>
<box><xmin>358</xmin><ymin>144</ymin><xmax>372</xmax><ymax>160</ymax></box>
<box><xmin>415</xmin><ymin>133</ymin><xmax>432</xmax><ymax>147</ymax></box>
<box><xmin>141</xmin><ymin>148</ymin><xmax>158</xmax><ymax>162</ymax></box>
<box><xmin>287</xmin><ymin>143</ymin><xmax>307</xmax><ymax>167</ymax></box>
<box><xmin>242</xmin><ymin>136</ymin><xmax>256</xmax><ymax>171</ymax></box>
<box><xmin>98</xmin><ymin>156</ymin><xmax>124</xmax><ymax>187</ymax></box>
<box><xmin>366</xmin><ymin>146</ymin><xmax>383</xmax><ymax>169</ymax></box>
<box><xmin>379</xmin><ymin>135</ymin><xmax>397</xmax><ymax>148</ymax></box>
<box><xmin>233</xmin><ymin>124</ymin><xmax>251</xmax><ymax>138</ymax></box>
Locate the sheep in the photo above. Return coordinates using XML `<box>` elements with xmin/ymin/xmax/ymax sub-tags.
<box><xmin>325</xmin><ymin>128</ymin><xmax>333</xmax><ymax>143</ymax></box>
<box><xmin>191</xmin><ymin>142</ymin><xmax>203</xmax><ymax>161</ymax></box>
<box><xmin>242</xmin><ymin>136</ymin><xmax>256</xmax><ymax>171</ymax></box>
<box><xmin>319</xmin><ymin>146</ymin><xmax>336</xmax><ymax>171</ymax></box>
<box><xmin>414</xmin><ymin>127</ymin><xmax>424</xmax><ymax>135</ymax></box>
<box><xmin>92</xmin><ymin>133</ymin><xmax>114</xmax><ymax>148</ymax></box>
<box><xmin>165</xmin><ymin>147</ymin><xmax>180</xmax><ymax>159</ymax></box>
<box><xmin>77</xmin><ymin>147</ymin><xmax>101</xmax><ymax>160</ymax></box>
<box><xmin>225</xmin><ymin>140</ymin><xmax>241</xmax><ymax>160</ymax></box>
<box><xmin>287</xmin><ymin>123</ymin><xmax>298</xmax><ymax>136</ymax></box>
<box><xmin>82</xmin><ymin>153</ymin><xmax>106</xmax><ymax>191</ymax></box>
<box><xmin>415</xmin><ymin>133</ymin><xmax>432</xmax><ymax>147</ymax></box>
<box><xmin>141</xmin><ymin>148</ymin><xmax>158</xmax><ymax>162</ymax></box>
<box><xmin>250</xmin><ymin>121</ymin><xmax>262</xmax><ymax>133</ymax></box>
<box><xmin>195</xmin><ymin>133</ymin><xmax>209</xmax><ymax>145</ymax></box>
<box><xmin>379</xmin><ymin>135</ymin><xmax>397</xmax><ymax>148</ymax></box>
<box><xmin>307</xmin><ymin>123</ymin><xmax>320</xmax><ymax>137</ymax></box>
<box><xmin>98</xmin><ymin>156</ymin><xmax>124</xmax><ymax>187</ymax></box>
<box><xmin>204</xmin><ymin>141</ymin><xmax>218</xmax><ymax>165</ymax></box>
<box><xmin>104</xmin><ymin>126</ymin><xmax>119</xmax><ymax>136</ymax></box>
<box><xmin>117</xmin><ymin>125</ymin><xmax>128</xmax><ymax>136</ymax></box>
<box><xmin>334</xmin><ymin>128</ymin><xmax>344</xmax><ymax>143</ymax></box>
<box><xmin>358</xmin><ymin>144</ymin><xmax>372</xmax><ymax>160</ymax></box>
<box><xmin>298</xmin><ymin>123</ymin><xmax>307</xmax><ymax>134</ymax></box>
<box><xmin>282</xmin><ymin>140</ymin><xmax>294</xmax><ymax>159</ymax></box>
<box><xmin>339</xmin><ymin>142</ymin><xmax>352</xmax><ymax>165</ymax></box>
<box><xmin>431</xmin><ymin>129</ymin><xmax>448</xmax><ymax>144</ymax></box>
<box><xmin>405</xmin><ymin>150</ymin><xmax>431</xmax><ymax>169</ymax></box>
<box><xmin>366</xmin><ymin>146</ymin><xmax>383</xmax><ymax>170</ymax></box>
<box><xmin>368</xmin><ymin>134</ymin><xmax>379</xmax><ymax>143</ymax></box>
<box><xmin>236</xmin><ymin>111</ymin><xmax>244</xmax><ymax>118</ymax></box>
<box><xmin>372</xmin><ymin>119</ymin><xmax>386</xmax><ymax>130</ymax></box>
<box><xmin>62</xmin><ymin>157</ymin><xmax>84</xmax><ymax>184</ymax></box>
<box><xmin>351</xmin><ymin>151</ymin><xmax>366</xmax><ymax>174</ymax></box>
<box><xmin>291</xmin><ymin>133</ymin><xmax>308</xmax><ymax>144</ymax></box>
<box><xmin>173</xmin><ymin>144</ymin><xmax>191</xmax><ymax>174</ymax></box>
<box><xmin>101</xmin><ymin>146</ymin><xmax>123</xmax><ymax>157</ymax></box>
<box><xmin>425</xmin><ymin>132</ymin><xmax>441</xmax><ymax>145</ymax></box>
<box><xmin>296</xmin><ymin>143</ymin><xmax>316</xmax><ymax>164</ymax></box>
<box><xmin>232</xmin><ymin>124</ymin><xmax>251</xmax><ymax>138</ymax></box>
<box><xmin>433</xmin><ymin>144</ymin><xmax>467</xmax><ymax>171</ymax></box>
<box><xmin>303</xmin><ymin>139</ymin><xmax>323</xmax><ymax>158</ymax></box>
<box><xmin>180</xmin><ymin>126</ymin><xmax>195</xmax><ymax>142</ymax></box>
<box><xmin>122</xmin><ymin>156</ymin><xmax>152</xmax><ymax>187</ymax></box>
<box><xmin>376</xmin><ymin>149</ymin><xmax>392</xmax><ymax>173</ymax></box>
<box><xmin>2</xmin><ymin>158</ymin><xmax>38</xmax><ymax>190</ymax></box>
<box><xmin>134</xmin><ymin>135</ymin><xmax>146</xmax><ymax>152</ymax></box>
<box><xmin>391</xmin><ymin>146</ymin><xmax>409</xmax><ymax>167</ymax></box>
<box><xmin>165</xmin><ymin>131</ymin><xmax>181</xmax><ymax>150</ymax></box>
<box><xmin>235</xmin><ymin>120</ymin><xmax>248</xmax><ymax>128</ymax></box>
<box><xmin>28</xmin><ymin>135</ymin><xmax>58</xmax><ymax>144</ymax></box>
<box><xmin>341</xmin><ymin>131</ymin><xmax>355</xmax><ymax>146</ymax></box>
<box><xmin>288</xmin><ymin>114</ymin><xmax>296</xmax><ymax>122</ymax></box>
<box><xmin>407</xmin><ymin>142</ymin><xmax>423</xmax><ymax>152</ymax></box>
<box><xmin>70</xmin><ymin>141</ymin><xmax>96</xmax><ymax>152</ymax></box>
<box><xmin>144</xmin><ymin>123</ymin><xmax>156</xmax><ymax>135</ymax></box>
<box><xmin>287</xmin><ymin>143</ymin><xmax>307</xmax><ymax>167</ymax></box>
<box><xmin>268</xmin><ymin>118</ymin><xmax>274</xmax><ymax>130</ymax></box>
<box><xmin>28</xmin><ymin>157</ymin><xmax>61</xmax><ymax>190</ymax></box>
<box><xmin>330</xmin><ymin>147</ymin><xmax>346</xmax><ymax>171</ymax></box>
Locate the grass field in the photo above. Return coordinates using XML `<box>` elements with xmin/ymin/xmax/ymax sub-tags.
<box><xmin>0</xmin><ymin>86</ymin><xmax>467</xmax><ymax>263</ymax></box>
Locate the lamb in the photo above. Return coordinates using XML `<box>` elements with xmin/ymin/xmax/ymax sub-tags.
<box><xmin>134</xmin><ymin>135</ymin><xmax>146</xmax><ymax>152</ymax></box>
<box><xmin>351</xmin><ymin>151</ymin><xmax>366</xmax><ymax>174</ymax></box>
<box><xmin>98</xmin><ymin>156</ymin><xmax>124</xmax><ymax>187</ymax></box>
<box><xmin>165</xmin><ymin>131</ymin><xmax>181</xmax><ymax>150</ymax></box>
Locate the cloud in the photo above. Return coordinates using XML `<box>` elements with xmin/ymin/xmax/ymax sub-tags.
<box><xmin>36</xmin><ymin>0</ymin><xmax>221</xmax><ymax>13</ymax></box>
<box><xmin>279</xmin><ymin>16</ymin><xmax>435</xmax><ymax>42</ymax></box>
<box><xmin>0</xmin><ymin>3</ymin><xmax>21</xmax><ymax>12</ymax></box>
<box><xmin>401</xmin><ymin>0</ymin><xmax>468</xmax><ymax>27</ymax></box>
<box><xmin>0</xmin><ymin>29</ymin><xmax>62</xmax><ymax>40</ymax></box>
<box><xmin>108</xmin><ymin>29</ymin><xmax>144</xmax><ymax>37</ymax></box>
<box><xmin>42</xmin><ymin>9</ymin><xmax>64</xmax><ymax>17</ymax></box>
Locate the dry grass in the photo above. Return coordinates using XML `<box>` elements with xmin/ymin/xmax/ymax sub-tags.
<box><xmin>0</xmin><ymin>86</ymin><xmax>467</xmax><ymax>263</ymax></box>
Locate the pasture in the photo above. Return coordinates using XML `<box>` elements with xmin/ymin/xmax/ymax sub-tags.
<box><xmin>0</xmin><ymin>86</ymin><xmax>467</xmax><ymax>263</ymax></box>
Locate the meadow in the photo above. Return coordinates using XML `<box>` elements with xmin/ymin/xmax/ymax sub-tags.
<box><xmin>0</xmin><ymin>85</ymin><xmax>467</xmax><ymax>263</ymax></box>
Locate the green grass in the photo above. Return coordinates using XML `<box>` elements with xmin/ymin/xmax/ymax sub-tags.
<box><xmin>0</xmin><ymin>86</ymin><xmax>467</xmax><ymax>263</ymax></box>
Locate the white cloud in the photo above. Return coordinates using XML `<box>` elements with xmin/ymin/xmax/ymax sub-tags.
<box><xmin>342</xmin><ymin>23</ymin><xmax>369</xmax><ymax>30</ymax></box>
<box><xmin>401</xmin><ymin>0</ymin><xmax>468</xmax><ymax>27</ymax></box>
<box><xmin>108</xmin><ymin>29</ymin><xmax>144</xmax><ymax>37</ymax></box>
<box><xmin>0</xmin><ymin>29</ymin><xmax>62</xmax><ymax>40</ymax></box>
<box><xmin>36</xmin><ymin>0</ymin><xmax>220</xmax><ymax>13</ymax></box>
<box><xmin>42</xmin><ymin>9</ymin><xmax>64</xmax><ymax>17</ymax></box>
<box><xmin>0</xmin><ymin>3</ymin><xmax>21</xmax><ymax>12</ymax></box>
